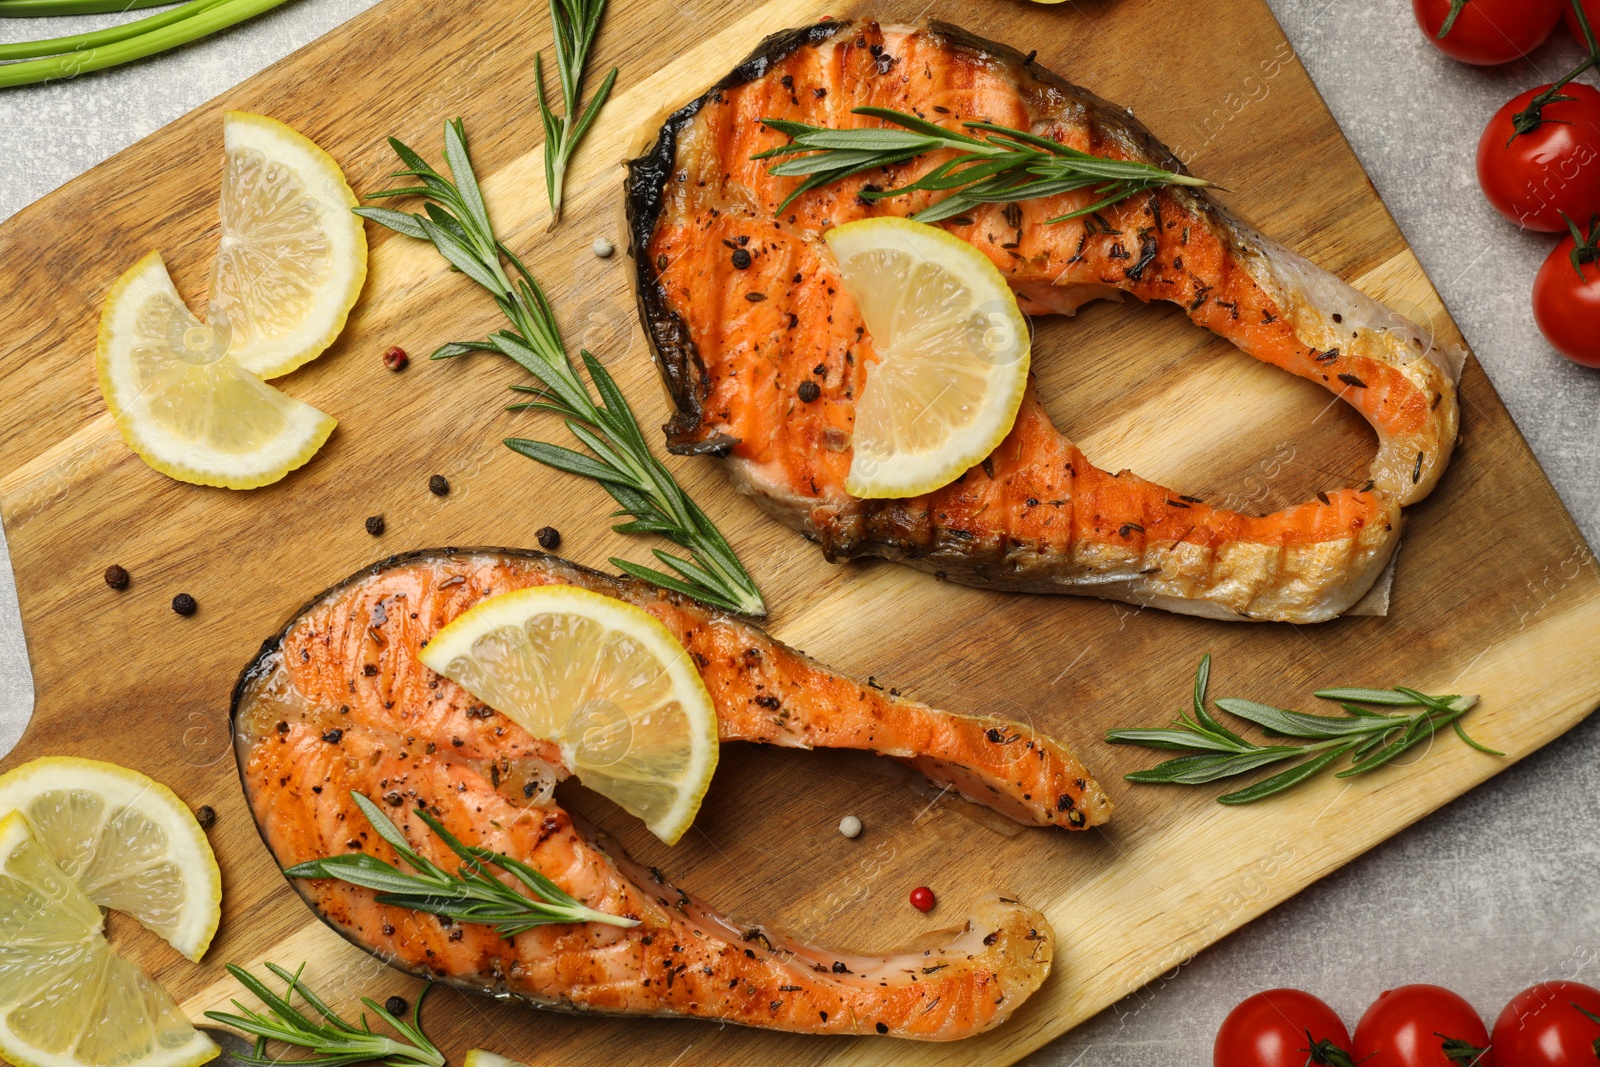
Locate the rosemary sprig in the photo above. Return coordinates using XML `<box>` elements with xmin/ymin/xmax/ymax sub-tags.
<box><xmin>1106</xmin><ymin>656</ymin><xmax>1503</xmax><ymax>804</ymax></box>
<box><xmin>535</xmin><ymin>0</ymin><xmax>617</xmax><ymax>227</ymax></box>
<box><xmin>203</xmin><ymin>962</ymin><xmax>443</xmax><ymax>1067</ymax></box>
<box><xmin>285</xmin><ymin>792</ymin><xmax>639</xmax><ymax>936</ymax></box>
<box><xmin>753</xmin><ymin>106</ymin><xmax>1210</xmax><ymax>223</ymax></box>
<box><xmin>356</xmin><ymin>120</ymin><xmax>766</xmax><ymax>615</ymax></box>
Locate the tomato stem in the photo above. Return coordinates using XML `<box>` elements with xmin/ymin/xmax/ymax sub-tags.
<box><xmin>1435</xmin><ymin>1033</ymin><xmax>1491</xmax><ymax>1065</ymax></box>
<box><xmin>1512</xmin><ymin>0</ymin><xmax>1600</xmax><ymax>137</ymax></box>
<box><xmin>1571</xmin><ymin>1002</ymin><xmax>1600</xmax><ymax>1057</ymax></box>
<box><xmin>1562</xmin><ymin>212</ymin><xmax>1600</xmax><ymax>279</ymax></box>
<box><xmin>1436</xmin><ymin>0</ymin><xmax>1471</xmax><ymax>39</ymax></box>
<box><xmin>1303</xmin><ymin>1030</ymin><xmax>1359</xmax><ymax>1067</ymax></box>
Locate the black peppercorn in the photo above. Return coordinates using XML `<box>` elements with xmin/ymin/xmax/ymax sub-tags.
<box><xmin>172</xmin><ymin>593</ymin><xmax>197</xmax><ymax>616</ymax></box>
<box><xmin>797</xmin><ymin>380</ymin><xmax>821</xmax><ymax>403</ymax></box>
<box><xmin>365</xmin><ymin>515</ymin><xmax>385</xmax><ymax>536</ymax></box>
<box><xmin>731</xmin><ymin>248</ymin><xmax>752</xmax><ymax>269</ymax></box>
<box><xmin>104</xmin><ymin>565</ymin><xmax>130</xmax><ymax>590</ymax></box>
<box><xmin>321</xmin><ymin>729</ymin><xmax>343</xmax><ymax>744</ymax></box>
<box><xmin>536</xmin><ymin>526</ymin><xmax>561</xmax><ymax>550</ymax></box>
<box><xmin>385</xmin><ymin>995</ymin><xmax>407</xmax><ymax>1016</ymax></box>
<box><xmin>428</xmin><ymin>474</ymin><xmax>450</xmax><ymax>496</ymax></box>
<box><xmin>194</xmin><ymin>805</ymin><xmax>216</xmax><ymax>829</ymax></box>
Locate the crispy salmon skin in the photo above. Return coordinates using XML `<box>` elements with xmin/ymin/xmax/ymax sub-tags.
<box><xmin>233</xmin><ymin>549</ymin><xmax>1104</xmax><ymax>1039</ymax></box>
<box><xmin>626</xmin><ymin>19</ymin><xmax>1461</xmax><ymax>624</ymax></box>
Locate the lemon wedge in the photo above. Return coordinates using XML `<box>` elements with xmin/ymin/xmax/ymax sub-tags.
<box><xmin>98</xmin><ymin>252</ymin><xmax>337</xmax><ymax>489</ymax></box>
<box><xmin>419</xmin><ymin>586</ymin><xmax>719</xmax><ymax>846</ymax></box>
<box><xmin>0</xmin><ymin>757</ymin><xmax>222</xmax><ymax>963</ymax></box>
<box><xmin>96</xmin><ymin>111</ymin><xmax>363</xmax><ymax>489</ymax></box>
<box><xmin>211</xmin><ymin>111</ymin><xmax>366</xmax><ymax>380</ymax></box>
<box><xmin>824</xmin><ymin>216</ymin><xmax>1031</xmax><ymax>499</ymax></box>
<box><xmin>0</xmin><ymin>811</ymin><xmax>219</xmax><ymax>1067</ymax></box>
<box><xmin>463</xmin><ymin>1052</ymin><xmax>527</xmax><ymax>1067</ymax></box>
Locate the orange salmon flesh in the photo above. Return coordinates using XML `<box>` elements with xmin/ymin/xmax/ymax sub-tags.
<box><xmin>233</xmin><ymin>549</ymin><xmax>1106</xmax><ymax>1039</ymax></box>
<box><xmin>626</xmin><ymin>19</ymin><xmax>1461</xmax><ymax>624</ymax></box>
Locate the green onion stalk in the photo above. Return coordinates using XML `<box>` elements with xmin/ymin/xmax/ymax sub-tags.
<box><xmin>0</xmin><ymin>0</ymin><xmax>292</xmax><ymax>88</ymax></box>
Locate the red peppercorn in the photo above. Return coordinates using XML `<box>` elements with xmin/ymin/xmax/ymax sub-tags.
<box><xmin>909</xmin><ymin>886</ymin><xmax>935</xmax><ymax>912</ymax></box>
<box><xmin>382</xmin><ymin>346</ymin><xmax>408</xmax><ymax>371</ymax></box>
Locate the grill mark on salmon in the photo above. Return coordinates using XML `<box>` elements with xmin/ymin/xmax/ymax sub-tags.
<box><xmin>625</xmin><ymin>19</ymin><xmax>1461</xmax><ymax>624</ymax></box>
<box><xmin>233</xmin><ymin>549</ymin><xmax>1105</xmax><ymax>1039</ymax></box>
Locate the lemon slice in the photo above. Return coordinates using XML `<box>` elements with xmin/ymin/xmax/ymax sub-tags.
<box><xmin>97</xmin><ymin>251</ymin><xmax>337</xmax><ymax>489</ymax></box>
<box><xmin>210</xmin><ymin>111</ymin><xmax>366</xmax><ymax>380</ymax></box>
<box><xmin>824</xmin><ymin>216</ymin><xmax>1031</xmax><ymax>499</ymax></box>
<box><xmin>0</xmin><ymin>812</ymin><xmax>219</xmax><ymax>1067</ymax></box>
<box><xmin>0</xmin><ymin>757</ymin><xmax>222</xmax><ymax>963</ymax></box>
<box><xmin>463</xmin><ymin>1052</ymin><xmax>526</xmax><ymax>1067</ymax></box>
<box><xmin>419</xmin><ymin>586</ymin><xmax>719</xmax><ymax>846</ymax></box>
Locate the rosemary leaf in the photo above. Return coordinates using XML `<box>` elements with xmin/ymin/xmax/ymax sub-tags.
<box><xmin>1102</xmin><ymin>726</ymin><xmax>1244</xmax><ymax>753</ymax></box>
<box><xmin>535</xmin><ymin>0</ymin><xmax>617</xmax><ymax>226</ymax></box>
<box><xmin>1454</xmin><ymin>717</ymin><xmax>1506</xmax><ymax>756</ymax></box>
<box><xmin>1217</xmin><ymin>743</ymin><xmax>1360</xmax><ymax>805</ymax></box>
<box><xmin>1312</xmin><ymin>686</ymin><xmax>1424</xmax><ymax>705</ymax></box>
<box><xmin>1109</xmin><ymin>657</ymin><xmax>1500</xmax><ymax>805</ymax></box>
<box><xmin>359</xmin><ymin>121</ymin><xmax>765</xmax><ymax>615</ymax></box>
<box><xmin>1336</xmin><ymin>720</ymin><xmax>1436</xmax><ymax>777</ymax></box>
<box><xmin>285</xmin><ymin>792</ymin><xmax>638</xmax><ymax>936</ymax></box>
<box><xmin>1212</xmin><ymin>698</ymin><xmax>1396</xmax><ymax>739</ymax></box>
<box><xmin>1189</xmin><ymin>653</ymin><xmax>1249</xmax><ymax>746</ymax></box>
<box><xmin>756</xmin><ymin>106</ymin><xmax>1208</xmax><ymax>220</ymax></box>
<box><xmin>1127</xmin><ymin>747</ymin><xmax>1305</xmax><ymax>786</ymax></box>
<box><xmin>204</xmin><ymin>963</ymin><xmax>444</xmax><ymax>1067</ymax></box>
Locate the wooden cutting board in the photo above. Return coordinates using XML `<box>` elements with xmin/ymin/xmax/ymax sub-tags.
<box><xmin>1</xmin><ymin>0</ymin><xmax>1597</xmax><ymax>1063</ymax></box>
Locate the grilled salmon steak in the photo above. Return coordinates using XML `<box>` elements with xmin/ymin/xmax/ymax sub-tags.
<box><xmin>626</xmin><ymin>19</ymin><xmax>1462</xmax><ymax>624</ymax></box>
<box><xmin>234</xmin><ymin>549</ymin><xmax>1105</xmax><ymax>1039</ymax></box>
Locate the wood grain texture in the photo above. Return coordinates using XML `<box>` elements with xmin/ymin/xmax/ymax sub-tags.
<box><xmin>0</xmin><ymin>0</ymin><xmax>1597</xmax><ymax>1064</ymax></box>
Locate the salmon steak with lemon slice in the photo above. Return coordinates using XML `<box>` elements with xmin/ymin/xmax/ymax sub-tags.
<box><xmin>625</xmin><ymin>19</ymin><xmax>1462</xmax><ymax>623</ymax></box>
<box><xmin>233</xmin><ymin>549</ymin><xmax>1106</xmax><ymax>1039</ymax></box>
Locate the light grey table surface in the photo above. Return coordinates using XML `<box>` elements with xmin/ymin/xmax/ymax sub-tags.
<box><xmin>1</xmin><ymin>2</ymin><xmax>1597</xmax><ymax>1063</ymax></box>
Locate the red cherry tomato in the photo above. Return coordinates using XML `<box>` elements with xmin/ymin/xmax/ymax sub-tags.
<box><xmin>1563</xmin><ymin>0</ymin><xmax>1600</xmax><ymax>46</ymax></box>
<box><xmin>1476</xmin><ymin>83</ymin><xmax>1600</xmax><ymax>231</ymax></box>
<box><xmin>1214</xmin><ymin>989</ymin><xmax>1354</xmax><ymax>1067</ymax></box>
<box><xmin>1491</xmin><ymin>981</ymin><xmax>1600</xmax><ymax>1066</ymax></box>
<box><xmin>1534</xmin><ymin>217</ymin><xmax>1600</xmax><ymax>367</ymax></box>
<box><xmin>1353</xmin><ymin>985</ymin><xmax>1494</xmax><ymax>1067</ymax></box>
<box><xmin>1415</xmin><ymin>0</ymin><xmax>1563</xmax><ymax>64</ymax></box>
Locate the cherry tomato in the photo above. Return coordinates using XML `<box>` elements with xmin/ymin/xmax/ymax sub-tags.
<box><xmin>1415</xmin><ymin>0</ymin><xmax>1563</xmax><ymax>64</ymax></box>
<box><xmin>1534</xmin><ymin>216</ymin><xmax>1600</xmax><ymax>366</ymax></box>
<box><xmin>1476</xmin><ymin>83</ymin><xmax>1600</xmax><ymax>231</ymax></box>
<box><xmin>1563</xmin><ymin>0</ymin><xmax>1600</xmax><ymax>46</ymax></box>
<box><xmin>1215</xmin><ymin>989</ymin><xmax>1354</xmax><ymax>1067</ymax></box>
<box><xmin>1353</xmin><ymin>985</ymin><xmax>1494</xmax><ymax>1067</ymax></box>
<box><xmin>1491</xmin><ymin>981</ymin><xmax>1600</xmax><ymax>1066</ymax></box>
